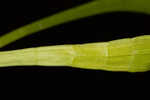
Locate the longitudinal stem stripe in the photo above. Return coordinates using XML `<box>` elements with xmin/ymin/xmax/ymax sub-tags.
<box><xmin>0</xmin><ymin>45</ymin><xmax>75</xmax><ymax>67</ymax></box>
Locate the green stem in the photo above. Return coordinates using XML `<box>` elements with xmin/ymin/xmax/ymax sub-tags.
<box><xmin>0</xmin><ymin>45</ymin><xmax>75</xmax><ymax>67</ymax></box>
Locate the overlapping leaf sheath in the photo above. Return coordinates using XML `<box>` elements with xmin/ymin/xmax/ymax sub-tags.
<box><xmin>0</xmin><ymin>35</ymin><xmax>150</xmax><ymax>72</ymax></box>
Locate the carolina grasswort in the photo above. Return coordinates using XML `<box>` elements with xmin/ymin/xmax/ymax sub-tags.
<box><xmin>0</xmin><ymin>0</ymin><xmax>150</xmax><ymax>72</ymax></box>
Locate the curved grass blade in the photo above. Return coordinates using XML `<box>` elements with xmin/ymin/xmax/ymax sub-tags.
<box><xmin>0</xmin><ymin>0</ymin><xmax>150</xmax><ymax>47</ymax></box>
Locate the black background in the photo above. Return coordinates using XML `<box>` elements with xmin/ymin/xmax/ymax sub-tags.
<box><xmin>0</xmin><ymin>0</ymin><xmax>150</xmax><ymax>82</ymax></box>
